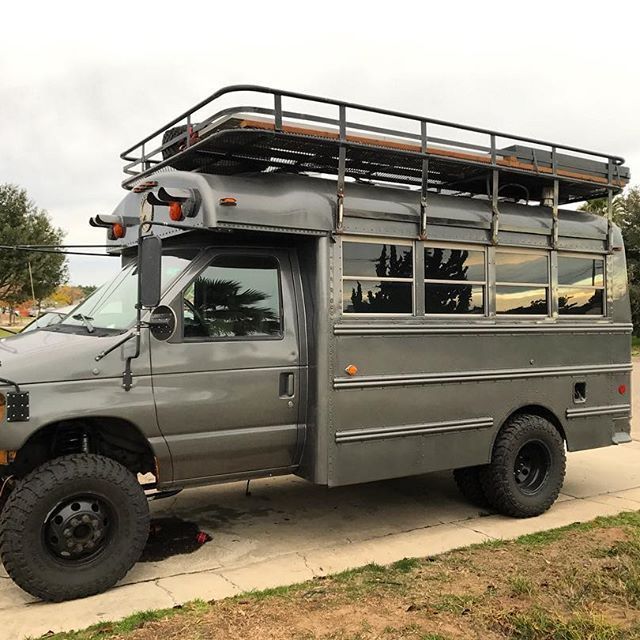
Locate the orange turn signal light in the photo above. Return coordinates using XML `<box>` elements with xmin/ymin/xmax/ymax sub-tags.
<box><xmin>345</xmin><ymin>364</ymin><xmax>358</xmax><ymax>376</ymax></box>
<box><xmin>219</xmin><ymin>197</ymin><xmax>237</xmax><ymax>207</ymax></box>
<box><xmin>169</xmin><ymin>201</ymin><xmax>183</xmax><ymax>221</ymax></box>
<box><xmin>112</xmin><ymin>223</ymin><xmax>126</xmax><ymax>239</ymax></box>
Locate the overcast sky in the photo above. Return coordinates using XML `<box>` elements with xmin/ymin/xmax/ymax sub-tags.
<box><xmin>1</xmin><ymin>0</ymin><xmax>639</xmax><ymax>286</ymax></box>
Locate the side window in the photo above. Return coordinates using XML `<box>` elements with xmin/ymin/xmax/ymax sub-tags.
<box><xmin>182</xmin><ymin>255</ymin><xmax>282</xmax><ymax>339</ymax></box>
<box><xmin>342</xmin><ymin>240</ymin><xmax>413</xmax><ymax>314</ymax></box>
<box><xmin>424</xmin><ymin>245</ymin><xmax>486</xmax><ymax>314</ymax></box>
<box><xmin>496</xmin><ymin>251</ymin><xmax>550</xmax><ymax>316</ymax></box>
<box><xmin>558</xmin><ymin>254</ymin><xmax>605</xmax><ymax>316</ymax></box>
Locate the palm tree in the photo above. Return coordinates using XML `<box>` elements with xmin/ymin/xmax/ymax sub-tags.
<box><xmin>191</xmin><ymin>277</ymin><xmax>278</xmax><ymax>337</ymax></box>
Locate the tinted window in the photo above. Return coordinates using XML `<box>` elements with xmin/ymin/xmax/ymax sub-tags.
<box><xmin>558</xmin><ymin>256</ymin><xmax>604</xmax><ymax>287</ymax></box>
<box><xmin>424</xmin><ymin>247</ymin><xmax>485</xmax><ymax>281</ymax></box>
<box><xmin>496</xmin><ymin>252</ymin><xmax>548</xmax><ymax>284</ymax></box>
<box><xmin>183</xmin><ymin>255</ymin><xmax>282</xmax><ymax>338</ymax></box>
<box><xmin>343</xmin><ymin>281</ymin><xmax>412</xmax><ymax>314</ymax></box>
<box><xmin>425</xmin><ymin>284</ymin><xmax>484</xmax><ymax>314</ymax></box>
<box><xmin>496</xmin><ymin>286</ymin><xmax>548</xmax><ymax>315</ymax></box>
<box><xmin>342</xmin><ymin>240</ymin><xmax>413</xmax><ymax>314</ymax></box>
<box><xmin>343</xmin><ymin>242</ymin><xmax>413</xmax><ymax>278</ymax></box>
<box><xmin>558</xmin><ymin>288</ymin><xmax>604</xmax><ymax>315</ymax></box>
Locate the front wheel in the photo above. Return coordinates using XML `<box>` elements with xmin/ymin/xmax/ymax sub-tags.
<box><xmin>0</xmin><ymin>454</ymin><xmax>149</xmax><ymax>601</ymax></box>
<box><xmin>480</xmin><ymin>414</ymin><xmax>566</xmax><ymax>518</ymax></box>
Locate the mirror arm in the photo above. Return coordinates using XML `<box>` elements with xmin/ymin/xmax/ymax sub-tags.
<box><xmin>94</xmin><ymin>331</ymin><xmax>135</xmax><ymax>362</ymax></box>
<box><xmin>119</xmin><ymin>219</ymin><xmax>211</xmax><ymax>391</ymax></box>
<box><xmin>121</xmin><ymin>222</ymin><xmax>147</xmax><ymax>392</ymax></box>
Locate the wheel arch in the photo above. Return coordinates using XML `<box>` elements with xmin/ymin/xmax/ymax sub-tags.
<box><xmin>493</xmin><ymin>404</ymin><xmax>567</xmax><ymax>450</ymax></box>
<box><xmin>10</xmin><ymin>416</ymin><xmax>158</xmax><ymax>481</ymax></box>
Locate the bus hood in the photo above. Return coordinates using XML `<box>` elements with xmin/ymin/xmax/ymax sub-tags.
<box><xmin>0</xmin><ymin>329</ymin><xmax>134</xmax><ymax>386</ymax></box>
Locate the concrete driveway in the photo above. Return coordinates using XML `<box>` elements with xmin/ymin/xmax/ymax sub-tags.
<box><xmin>1</xmin><ymin>362</ymin><xmax>639</xmax><ymax>639</ymax></box>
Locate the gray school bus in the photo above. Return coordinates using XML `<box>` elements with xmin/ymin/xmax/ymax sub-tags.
<box><xmin>0</xmin><ymin>86</ymin><xmax>632</xmax><ymax>601</ymax></box>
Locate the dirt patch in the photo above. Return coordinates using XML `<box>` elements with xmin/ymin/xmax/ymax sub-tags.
<box><xmin>52</xmin><ymin>512</ymin><xmax>640</xmax><ymax>640</ymax></box>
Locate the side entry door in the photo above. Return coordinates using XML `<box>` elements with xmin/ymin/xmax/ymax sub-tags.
<box><xmin>150</xmin><ymin>249</ymin><xmax>303</xmax><ymax>484</ymax></box>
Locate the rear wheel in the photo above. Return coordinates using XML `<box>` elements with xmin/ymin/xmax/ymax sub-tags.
<box><xmin>480</xmin><ymin>414</ymin><xmax>566</xmax><ymax>518</ymax></box>
<box><xmin>453</xmin><ymin>466</ymin><xmax>490</xmax><ymax>508</ymax></box>
<box><xmin>0</xmin><ymin>454</ymin><xmax>149</xmax><ymax>601</ymax></box>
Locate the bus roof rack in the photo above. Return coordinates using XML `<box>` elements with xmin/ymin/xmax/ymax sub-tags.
<box><xmin>121</xmin><ymin>85</ymin><xmax>629</xmax><ymax>245</ymax></box>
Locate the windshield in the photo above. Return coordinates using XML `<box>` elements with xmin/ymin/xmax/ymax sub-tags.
<box><xmin>58</xmin><ymin>253</ymin><xmax>193</xmax><ymax>332</ymax></box>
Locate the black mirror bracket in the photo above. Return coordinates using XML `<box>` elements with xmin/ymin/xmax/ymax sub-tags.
<box><xmin>117</xmin><ymin>219</ymin><xmax>201</xmax><ymax>391</ymax></box>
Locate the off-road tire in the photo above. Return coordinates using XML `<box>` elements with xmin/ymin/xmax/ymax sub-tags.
<box><xmin>480</xmin><ymin>414</ymin><xmax>566</xmax><ymax>518</ymax></box>
<box><xmin>0</xmin><ymin>454</ymin><xmax>149</xmax><ymax>601</ymax></box>
<box><xmin>453</xmin><ymin>466</ymin><xmax>490</xmax><ymax>508</ymax></box>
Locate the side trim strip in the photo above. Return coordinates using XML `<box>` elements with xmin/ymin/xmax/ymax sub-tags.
<box><xmin>334</xmin><ymin>363</ymin><xmax>632</xmax><ymax>390</ymax></box>
<box><xmin>334</xmin><ymin>323</ymin><xmax>633</xmax><ymax>336</ymax></box>
<box><xmin>566</xmin><ymin>404</ymin><xmax>631</xmax><ymax>419</ymax></box>
<box><xmin>335</xmin><ymin>417</ymin><xmax>494</xmax><ymax>444</ymax></box>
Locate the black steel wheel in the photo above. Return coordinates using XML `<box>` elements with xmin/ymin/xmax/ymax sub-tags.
<box><xmin>480</xmin><ymin>414</ymin><xmax>566</xmax><ymax>518</ymax></box>
<box><xmin>0</xmin><ymin>454</ymin><xmax>149</xmax><ymax>601</ymax></box>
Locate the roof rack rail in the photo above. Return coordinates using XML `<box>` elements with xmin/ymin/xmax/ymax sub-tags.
<box><xmin>121</xmin><ymin>85</ymin><xmax>629</xmax><ymax>247</ymax></box>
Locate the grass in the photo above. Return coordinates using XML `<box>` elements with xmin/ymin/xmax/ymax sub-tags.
<box><xmin>37</xmin><ymin>510</ymin><xmax>640</xmax><ymax>640</ymax></box>
<box><xmin>633</xmin><ymin>335</ymin><xmax>640</xmax><ymax>356</ymax></box>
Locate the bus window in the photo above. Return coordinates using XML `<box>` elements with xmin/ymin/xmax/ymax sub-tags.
<box><xmin>424</xmin><ymin>245</ymin><xmax>486</xmax><ymax>315</ymax></box>
<box><xmin>558</xmin><ymin>255</ymin><xmax>605</xmax><ymax>316</ymax></box>
<box><xmin>496</xmin><ymin>251</ymin><xmax>549</xmax><ymax>316</ymax></box>
<box><xmin>342</xmin><ymin>240</ymin><xmax>413</xmax><ymax>314</ymax></box>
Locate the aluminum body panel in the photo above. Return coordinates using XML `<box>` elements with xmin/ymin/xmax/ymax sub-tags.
<box><xmin>0</xmin><ymin>330</ymin><xmax>172</xmax><ymax>476</ymax></box>
<box><xmin>149</xmin><ymin>248</ymin><xmax>303</xmax><ymax>483</ymax></box>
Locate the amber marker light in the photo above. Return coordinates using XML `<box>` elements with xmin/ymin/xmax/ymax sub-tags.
<box><xmin>112</xmin><ymin>223</ymin><xmax>126</xmax><ymax>239</ymax></box>
<box><xmin>219</xmin><ymin>197</ymin><xmax>237</xmax><ymax>207</ymax></box>
<box><xmin>345</xmin><ymin>364</ymin><xmax>358</xmax><ymax>376</ymax></box>
<box><xmin>169</xmin><ymin>201</ymin><xmax>183</xmax><ymax>221</ymax></box>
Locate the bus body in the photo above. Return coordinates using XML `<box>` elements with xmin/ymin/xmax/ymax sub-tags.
<box><xmin>0</xmin><ymin>86</ymin><xmax>631</xmax><ymax>601</ymax></box>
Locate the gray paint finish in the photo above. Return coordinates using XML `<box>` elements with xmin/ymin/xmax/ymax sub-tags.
<box><xmin>0</xmin><ymin>170</ymin><xmax>632</xmax><ymax>493</ymax></box>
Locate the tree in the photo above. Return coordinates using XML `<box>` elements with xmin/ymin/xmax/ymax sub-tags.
<box><xmin>0</xmin><ymin>184</ymin><xmax>67</xmax><ymax>320</ymax></box>
<box><xmin>580</xmin><ymin>187</ymin><xmax>640</xmax><ymax>334</ymax></box>
<box><xmin>189</xmin><ymin>277</ymin><xmax>278</xmax><ymax>337</ymax></box>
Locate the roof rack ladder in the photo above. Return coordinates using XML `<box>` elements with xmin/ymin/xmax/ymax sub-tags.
<box><xmin>490</xmin><ymin>135</ymin><xmax>500</xmax><ymax>245</ymax></box>
<box><xmin>336</xmin><ymin>104</ymin><xmax>347</xmax><ymax>234</ymax></box>
<box><xmin>491</xmin><ymin>170</ymin><xmax>500</xmax><ymax>245</ymax></box>
<box><xmin>419</xmin><ymin>121</ymin><xmax>429</xmax><ymax>240</ymax></box>
<box><xmin>551</xmin><ymin>147</ymin><xmax>559</xmax><ymax>250</ymax></box>
<box><xmin>551</xmin><ymin>178</ymin><xmax>559</xmax><ymax>250</ymax></box>
<box><xmin>606</xmin><ymin>158</ymin><xmax>614</xmax><ymax>252</ymax></box>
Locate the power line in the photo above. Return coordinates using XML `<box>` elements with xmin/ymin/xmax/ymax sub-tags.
<box><xmin>0</xmin><ymin>245</ymin><xmax>117</xmax><ymax>257</ymax></box>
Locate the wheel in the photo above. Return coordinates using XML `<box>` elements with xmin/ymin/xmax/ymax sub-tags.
<box><xmin>480</xmin><ymin>414</ymin><xmax>566</xmax><ymax>518</ymax></box>
<box><xmin>453</xmin><ymin>466</ymin><xmax>490</xmax><ymax>508</ymax></box>
<box><xmin>0</xmin><ymin>454</ymin><xmax>149</xmax><ymax>601</ymax></box>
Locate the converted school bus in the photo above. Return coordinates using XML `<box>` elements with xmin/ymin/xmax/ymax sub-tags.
<box><xmin>0</xmin><ymin>86</ymin><xmax>632</xmax><ymax>602</ymax></box>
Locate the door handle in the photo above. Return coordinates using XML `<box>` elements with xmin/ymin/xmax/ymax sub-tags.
<box><xmin>279</xmin><ymin>372</ymin><xmax>295</xmax><ymax>398</ymax></box>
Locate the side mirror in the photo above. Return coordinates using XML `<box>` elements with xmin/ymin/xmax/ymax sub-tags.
<box><xmin>139</xmin><ymin>235</ymin><xmax>162</xmax><ymax>308</ymax></box>
<box><xmin>148</xmin><ymin>305</ymin><xmax>177</xmax><ymax>341</ymax></box>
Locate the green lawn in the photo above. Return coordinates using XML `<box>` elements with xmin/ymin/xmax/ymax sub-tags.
<box><xmin>633</xmin><ymin>336</ymin><xmax>640</xmax><ymax>356</ymax></box>
<box><xmin>42</xmin><ymin>511</ymin><xmax>640</xmax><ymax>640</ymax></box>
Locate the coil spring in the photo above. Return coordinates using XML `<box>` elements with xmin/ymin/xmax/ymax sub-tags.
<box><xmin>55</xmin><ymin>428</ymin><xmax>89</xmax><ymax>455</ymax></box>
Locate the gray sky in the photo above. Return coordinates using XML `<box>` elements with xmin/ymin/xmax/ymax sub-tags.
<box><xmin>1</xmin><ymin>0</ymin><xmax>639</xmax><ymax>286</ymax></box>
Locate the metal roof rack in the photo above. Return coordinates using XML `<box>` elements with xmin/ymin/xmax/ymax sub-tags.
<box><xmin>121</xmin><ymin>85</ymin><xmax>629</xmax><ymax>247</ymax></box>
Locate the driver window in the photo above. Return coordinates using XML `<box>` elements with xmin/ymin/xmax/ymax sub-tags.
<box><xmin>182</xmin><ymin>255</ymin><xmax>283</xmax><ymax>339</ymax></box>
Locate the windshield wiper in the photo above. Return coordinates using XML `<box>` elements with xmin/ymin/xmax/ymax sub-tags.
<box><xmin>72</xmin><ymin>314</ymin><xmax>95</xmax><ymax>334</ymax></box>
